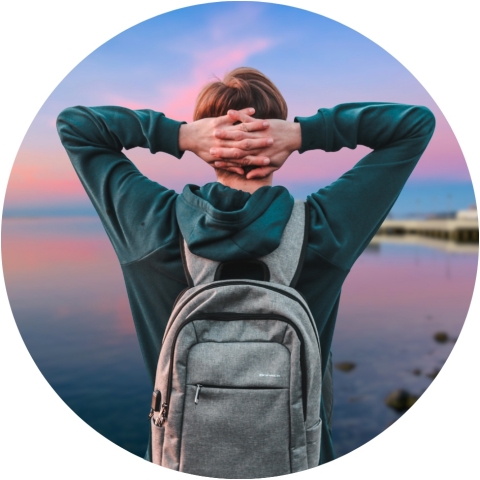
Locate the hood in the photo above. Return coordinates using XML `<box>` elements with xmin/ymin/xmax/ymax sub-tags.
<box><xmin>176</xmin><ymin>182</ymin><xmax>294</xmax><ymax>262</ymax></box>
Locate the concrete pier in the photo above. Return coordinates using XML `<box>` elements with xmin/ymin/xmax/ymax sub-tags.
<box><xmin>377</xmin><ymin>217</ymin><xmax>478</xmax><ymax>243</ymax></box>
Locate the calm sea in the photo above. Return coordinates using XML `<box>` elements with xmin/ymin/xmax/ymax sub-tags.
<box><xmin>2</xmin><ymin>216</ymin><xmax>477</xmax><ymax>459</ymax></box>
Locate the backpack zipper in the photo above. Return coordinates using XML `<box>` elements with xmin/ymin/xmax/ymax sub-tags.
<box><xmin>164</xmin><ymin>280</ymin><xmax>319</xmax><ymax>347</ymax></box>
<box><xmin>193</xmin><ymin>383</ymin><xmax>286</xmax><ymax>405</ymax></box>
<box><xmin>160</xmin><ymin>312</ymin><xmax>308</xmax><ymax>426</ymax></box>
<box><xmin>194</xmin><ymin>384</ymin><xmax>202</xmax><ymax>404</ymax></box>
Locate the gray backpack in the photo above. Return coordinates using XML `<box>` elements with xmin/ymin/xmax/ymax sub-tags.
<box><xmin>149</xmin><ymin>201</ymin><xmax>322</xmax><ymax>478</ymax></box>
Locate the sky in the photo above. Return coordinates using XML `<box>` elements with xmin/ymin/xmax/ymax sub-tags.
<box><xmin>3</xmin><ymin>2</ymin><xmax>476</xmax><ymax>217</ymax></box>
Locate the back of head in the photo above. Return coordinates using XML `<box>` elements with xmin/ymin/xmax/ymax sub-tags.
<box><xmin>194</xmin><ymin>67</ymin><xmax>287</xmax><ymax>121</ymax></box>
<box><xmin>194</xmin><ymin>67</ymin><xmax>287</xmax><ymax>185</ymax></box>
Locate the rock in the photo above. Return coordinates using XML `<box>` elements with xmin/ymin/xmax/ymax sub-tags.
<box><xmin>385</xmin><ymin>389</ymin><xmax>419</xmax><ymax>412</ymax></box>
<box><xmin>334</xmin><ymin>361</ymin><xmax>356</xmax><ymax>372</ymax></box>
<box><xmin>433</xmin><ymin>332</ymin><xmax>449</xmax><ymax>343</ymax></box>
<box><xmin>412</xmin><ymin>368</ymin><xmax>422</xmax><ymax>376</ymax></box>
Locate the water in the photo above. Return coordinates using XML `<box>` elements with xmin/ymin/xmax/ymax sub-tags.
<box><xmin>2</xmin><ymin>217</ymin><xmax>477</xmax><ymax>460</ymax></box>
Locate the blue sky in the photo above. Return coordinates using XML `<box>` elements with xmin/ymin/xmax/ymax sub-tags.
<box><xmin>4</xmin><ymin>2</ymin><xmax>476</xmax><ymax>217</ymax></box>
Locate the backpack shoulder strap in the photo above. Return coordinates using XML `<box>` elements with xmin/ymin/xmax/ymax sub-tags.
<box><xmin>179</xmin><ymin>200</ymin><xmax>309</xmax><ymax>287</ymax></box>
<box><xmin>259</xmin><ymin>200</ymin><xmax>309</xmax><ymax>287</ymax></box>
<box><xmin>179</xmin><ymin>230</ymin><xmax>219</xmax><ymax>287</ymax></box>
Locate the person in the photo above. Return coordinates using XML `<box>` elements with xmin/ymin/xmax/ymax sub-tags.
<box><xmin>56</xmin><ymin>67</ymin><xmax>435</xmax><ymax>466</ymax></box>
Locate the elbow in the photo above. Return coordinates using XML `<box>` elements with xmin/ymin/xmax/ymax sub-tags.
<box><xmin>414</xmin><ymin>105</ymin><xmax>436</xmax><ymax>137</ymax></box>
<box><xmin>56</xmin><ymin>106</ymin><xmax>90</xmax><ymax>143</ymax></box>
<box><xmin>56</xmin><ymin>106</ymin><xmax>84</xmax><ymax>129</ymax></box>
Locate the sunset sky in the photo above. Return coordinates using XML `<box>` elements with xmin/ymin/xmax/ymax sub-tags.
<box><xmin>4</xmin><ymin>2</ymin><xmax>476</xmax><ymax>216</ymax></box>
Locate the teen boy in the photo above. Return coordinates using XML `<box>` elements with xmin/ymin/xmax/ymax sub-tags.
<box><xmin>57</xmin><ymin>67</ymin><xmax>435</xmax><ymax>466</ymax></box>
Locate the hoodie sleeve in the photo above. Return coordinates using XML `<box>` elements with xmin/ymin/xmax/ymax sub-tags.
<box><xmin>56</xmin><ymin>106</ymin><xmax>185</xmax><ymax>264</ymax></box>
<box><xmin>295</xmin><ymin>102</ymin><xmax>435</xmax><ymax>271</ymax></box>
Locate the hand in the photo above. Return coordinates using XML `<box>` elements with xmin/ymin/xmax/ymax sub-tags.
<box><xmin>178</xmin><ymin>108</ymin><xmax>273</xmax><ymax>175</ymax></box>
<box><xmin>210</xmin><ymin>111</ymin><xmax>302</xmax><ymax>179</ymax></box>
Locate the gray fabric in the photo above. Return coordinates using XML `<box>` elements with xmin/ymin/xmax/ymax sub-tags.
<box><xmin>306</xmin><ymin>419</ymin><xmax>322</xmax><ymax>469</ymax></box>
<box><xmin>183</xmin><ymin>245</ymin><xmax>218</xmax><ymax>286</ymax></box>
<box><xmin>181</xmin><ymin>387</ymin><xmax>291</xmax><ymax>478</ymax></box>
<box><xmin>186</xmin><ymin>342</ymin><xmax>291</xmax><ymax>388</ymax></box>
<box><xmin>183</xmin><ymin>200</ymin><xmax>306</xmax><ymax>287</ymax></box>
<box><xmin>259</xmin><ymin>200</ymin><xmax>306</xmax><ymax>286</ymax></box>
<box><xmin>151</xmin><ymin>202</ymin><xmax>322</xmax><ymax>477</ymax></box>
<box><xmin>151</xmin><ymin>420</ymin><xmax>164</xmax><ymax>465</ymax></box>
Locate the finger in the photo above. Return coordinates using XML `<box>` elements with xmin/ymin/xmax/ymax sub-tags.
<box><xmin>214</xmin><ymin>123</ymin><xmax>270</xmax><ymax>140</ymax></box>
<box><xmin>245</xmin><ymin>166</ymin><xmax>277</xmax><ymax>179</ymax></box>
<box><xmin>238</xmin><ymin>137</ymin><xmax>273</xmax><ymax>150</ymax></box>
<box><xmin>214</xmin><ymin>108</ymin><xmax>255</xmax><ymax>127</ymax></box>
<box><xmin>237</xmin><ymin>107</ymin><xmax>255</xmax><ymax>116</ymax></box>
<box><xmin>214</xmin><ymin>129</ymin><xmax>245</xmax><ymax>141</ymax></box>
<box><xmin>214</xmin><ymin>129</ymin><xmax>262</xmax><ymax>140</ymax></box>
<box><xmin>215</xmin><ymin>137</ymin><xmax>273</xmax><ymax>150</ymax></box>
<box><xmin>210</xmin><ymin>147</ymin><xmax>245</xmax><ymax>159</ymax></box>
<box><xmin>240</xmin><ymin>119</ymin><xmax>270</xmax><ymax>133</ymax></box>
<box><xmin>214</xmin><ymin>157</ymin><xmax>270</xmax><ymax>168</ymax></box>
<box><xmin>227</xmin><ymin>109</ymin><xmax>258</xmax><ymax>124</ymax></box>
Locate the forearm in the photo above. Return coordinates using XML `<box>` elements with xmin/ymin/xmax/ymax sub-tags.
<box><xmin>295</xmin><ymin>102</ymin><xmax>435</xmax><ymax>158</ymax></box>
<box><xmin>57</xmin><ymin>106</ymin><xmax>184</xmax><ymax>158</ymax></box>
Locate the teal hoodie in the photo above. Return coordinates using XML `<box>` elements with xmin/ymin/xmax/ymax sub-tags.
<box><xmin>57</xmin><ymin>102</ymin><xmax>435</xmax><ymax>465</ymax></box>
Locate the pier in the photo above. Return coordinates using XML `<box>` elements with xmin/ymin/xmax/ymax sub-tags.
<box><xmin>377</xmin><ymin>216</ymin><xmax>478</xmax><ymax>243</ymax></box>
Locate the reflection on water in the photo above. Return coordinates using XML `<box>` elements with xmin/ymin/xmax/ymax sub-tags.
<box><xmin>2</xmin><ymin>217</ymin><xmax>478</xmax><ymax>459</ymax></box>
<box><xmin>370</xmin><ymin>234</ymin><xmax>479</xmax><ymax>254</ymax></box>
<box><xmin>333</xmin><ymin>235</ymin><xmax>477</xmax><ymax>456</ymax></box>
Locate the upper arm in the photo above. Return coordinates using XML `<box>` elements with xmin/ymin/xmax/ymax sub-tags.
<box><xmin>303</xmin><ymin>104</ymin><xmax>435</xmax><ymax>269</ymax></box>
<box><xmin>56</xmin><ymin>106</ymin><xmax>183</xmax><ymax>263</ymax></box>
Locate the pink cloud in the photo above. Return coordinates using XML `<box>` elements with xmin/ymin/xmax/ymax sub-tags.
<box><xmin>99</xmin><ymin>37</ymin><xmax>275</xmax><ymax>122</ymax></box>
<box><xmin>160</xmin><ymin>38</ymin><xmax>275</xmax><ymax>121</ymax></box>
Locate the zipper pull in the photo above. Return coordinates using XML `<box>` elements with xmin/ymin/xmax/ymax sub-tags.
<box><xmin>149</xmin><ymin>390</ymin><xmax>161</xmax><ymax>421</ymax></box>
<box><xmin>155</xmin><ymin>402</ymin><xmax>168</xmax><ymax>427</ymax></box>
<box><xmin>195</xmin><ymin>384</ymin><xmax>203</xmax><ymax>405</ymax></box>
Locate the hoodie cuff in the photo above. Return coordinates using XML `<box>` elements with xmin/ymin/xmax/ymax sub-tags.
<box><xmin>294</xmin><ymin>110</ymin><xmax>328</xmax><ymax>154</ymax></box>
<box><xmin>154</xmin><ymin>115</ymin><xmax>187</xmax><ymax>159</ymax></box>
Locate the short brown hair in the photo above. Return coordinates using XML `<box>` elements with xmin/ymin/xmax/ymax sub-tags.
<box><xmin>193</xmin><ymin>67</ymin><xmax>287</xmax><ymax>121</ymax></box>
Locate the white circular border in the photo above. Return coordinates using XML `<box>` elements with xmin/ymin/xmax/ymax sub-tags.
<box><xmin>1</xmin><ymin>1</ymin><xmax>478</xmax><ymax>478</ymax></box>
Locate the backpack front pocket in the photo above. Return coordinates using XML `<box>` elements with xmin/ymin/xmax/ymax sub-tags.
<box><xmin>178</xmin><ymin>340</ymin><xmax>294</xmax><ymax>478</ymax></box>
<box><xmin>180</xmin><ymin>385</ymin><xmax>291</xmax><ymax>478</ymax></box>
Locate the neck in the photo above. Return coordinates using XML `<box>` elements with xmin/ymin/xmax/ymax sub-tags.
<box><xmin>217</xmin><ymin>175</ymin><xmax>273</xmax><ymax>194</ymax></box>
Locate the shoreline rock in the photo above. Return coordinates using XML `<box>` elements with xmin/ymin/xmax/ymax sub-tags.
<box><xmin>385</xmin><ymin>389</ymin><xmax>419</xmax><ymax>412</ymax></box>
<box><xmin>334</xmin><ymin>361</ymin><xmax>356</xmax><ymax>372</ymax></box>
<box><xmin>433</xmin><ymin>332</ymin><xmax>449</xmax><ymax>343</ymax></box>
